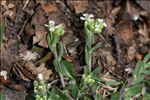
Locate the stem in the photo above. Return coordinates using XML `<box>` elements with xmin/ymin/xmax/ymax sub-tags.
<box><xmin>86</xmin><ymin>33</ymin><xmax>93</xmax><ymax>73</ymax></box>
<box><xmin>53</xmin><ymin>46</ymin><xmax>65</xmax><ymax>88</ymax></box>
<box><xmin>88</xmin><ymin>51</ymin><xmax>92</xmax><ymax>72</ymax></box>
<box><xmin>53</xmin><ymin>46</ymin><xmax>58</xmax><ymax>59</ymax></box>
<box><xmin>59</xmin><ymin>73</ymin><xmax>65</xmax><ymax>88</ymax></box>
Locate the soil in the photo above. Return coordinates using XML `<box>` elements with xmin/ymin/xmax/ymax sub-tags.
<box><xmin>0</xmin><ymin>0</ymin><xmax>150</xmax><ymax>100</ymax></box>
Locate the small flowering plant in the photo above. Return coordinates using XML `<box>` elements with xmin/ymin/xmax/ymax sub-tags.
<box><xmin>81</xmin><ymin>13</ymin><xmax>107</xmax><ymax>73</ymax></box>
<box><xmin>45</xmin><ymin>20</ymin><xmax>75</xmax><ymax>88</ymax></box>
<box><xmin>45</xmin><ymin>20</ymin><xmax>64</xmax><ymax>52</ymax></box>
<box><xmin>34</xmin><ymin>74</ymin><xmax>49</xmax><ymax>100</ymax></box>
<box><xmin>80</xmin><ymin>13</ymin><xmax>107</xmax><ymax>34</ymax></box>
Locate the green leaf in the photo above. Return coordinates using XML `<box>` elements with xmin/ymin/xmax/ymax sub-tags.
<box><xmin>143</xmin><ymin>93</ymin><xmax>150</xmax><ymax>100</ymax></box>
<box><xmin>85</xmin><ymin>46</ymin><xmax>89</xmax><ymax>70</ymax></box>
<box><xmin>51</xmin><ymin>36</ymin><xmax>59</xmax><ymax>50</ymax></box>
<box><xmin>91</xmin><ymin>67</ymin><xmax>101</xmax><ymax>77</ymax></box>
<box><xmin>105</xmin><ymin>81</ymin><xmax>121</xmax><ymax>86</ymax></box>
<box><xmin>144</xmin><ymin>62</ymin><xmax>150</xmax><ymax>69</ymax></box>
<box><xmin>132</xmin><ymin>75</ymin><xmax>144</xmax><ymax>85</ymax></box>
<box><xmin>133</xmin><ymin>61</ymin><xmax>144</xmax><ymax>80</ymax></box>
<box><xmin>125</xmin><ymin>84</ymin><xmax>142</xmax><ymax>97</ymax></box>
<box><xmin>70</xmin><ymin>84</ymin><xmax>79</xmax><ymax>100</ymax></box>
<box><xmin>143</xmin><ymin>53</ymin><xmax>150</xmax><ymax>63</ymax></box>
<box><xmin>110</xmin><ymin>92</ymin><xmax>119</xmax><ymax>100</ymax></box>
<box><xmin>0</xmin><ymin>93</ymin><xmax>4</xmax><ymax>100</ymax></box>
<box><xmin>83</xmin><ymin>65</ymin><xmax>89</xmax><ymax>75</ymax></box>
<box><xmin>142</xmin><ymin>69</ymin><xmax>150</xmax><ymax>75</ymax></box>
<box><xmin>90</xmin><ymin>43</ymin><xmax>101</xmax><ymax>53</ymax></box>
<box><xmin>95</xmin><ymin>94</ymin><xmax>103</xmax><ymax>100</ymax></box>
<box><xmin>124</xmin><ymin>96</ymin><xmax>130</xmax><ymax>100</ymax></box>
<box><xmin>47</xmin><ymin>33</ymin><xmax>52</xmax><ymax>49</ymax></box>
<box><xmin>60</xmin><ymin>60</ymin><xmax>75</xmax><ymax>78</ymax></box>
<box><xmin>50</xmin><ymin>87</ymin><xmax>68</xmax><ymax>100</ymax></box>
<box><xmin>58</xmin><ymin>42</ymin><xmax>64</xmax><ymax>62</ymax></box>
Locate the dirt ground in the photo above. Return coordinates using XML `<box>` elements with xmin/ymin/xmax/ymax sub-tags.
<box><xmin>0</xmin><ymin>0</ymin><xmax>150</xmax><ymax>100</ymax></box>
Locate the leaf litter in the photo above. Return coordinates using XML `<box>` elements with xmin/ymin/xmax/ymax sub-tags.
<box><xmin>0</xmin><ymin>0</ymin><xmax>150</xmax><ymax>99</ymax></box>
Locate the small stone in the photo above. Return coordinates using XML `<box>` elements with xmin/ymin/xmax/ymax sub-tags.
<box><xmin>139</xmin><ymin>45</ymin><xmax>149</xmax><ymax>55</ymax></box>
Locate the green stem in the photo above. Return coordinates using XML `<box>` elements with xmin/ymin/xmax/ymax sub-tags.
<box><xmin>59</xmin><ymin>72</ymin><xmax>65</xmax><ymax>88</ymax></box>
<box><xmin>86</xmin><ymin>33</ymin><xmax>93</xmax><ymax>73</ymax></box>
<box><xmin>53</xmin><ymin>46</ymin><xmax>65</xmax><ymax>88</ymax></box>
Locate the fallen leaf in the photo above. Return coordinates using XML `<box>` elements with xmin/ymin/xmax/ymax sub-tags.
<box><xmin>19</xmin><ymin>50</ymin><xmax>38</xmax><ymax>61</ymax></box>
<box><xmin>0</xmin><ymin>70</ymin><xmax>7</xmax><ymax>80</ymax></box>
<box><xmin>101</xmin><ymin>50</ymin><xmax>116</xmax><ymax>66</ymax></box>
<box><xmin>116</xmin><ymin>20</ymin><xmax>133</xmax><ymax>43</ymax></box>
<box><xmin>42</xmin><ymin>3</ymin><xmax>57</xmax><ymax>13</ymax></box>
<box><xmin>100</xmin><ymin>72</ymin><xmax>116</xmax><ymax>82</ymax></box>
<box><xmin>138</xmin><ymin>22</ymin><xmax>149</xmax><ymax>38</ymax></box>
<box><xmin>135</xmin><ymin>52</ymin><xmax>143</xmax><ymax>61</ymax></box>
<box><xmin>38</xmin><ymin>36</ymin><xmax>48</xmax><ymax>48</ymax></box>
<box><xmin>36</xmin><ymin>63</ymin><xmax>53</xmax><ymax>81</ymax></box>
<box><xmin>67</xmin><ymin>1</ymin><xmax>88</xmax><ymax>14</ymax></box>
<box><xmin>24</xmin><ymin>23</ymin><xmax>35</xmax><ymax>37</ymax></box>
<box><xmin>8</xmin><ymin>3</ymin><xmax>15</xmax><ymax>9</ymax></box>
<box><xmin>31</xmin><ymin>6</ymin><xmax>46</xmax><ymax>25</ymax></box>
<box><xmin>1</xmin><ymin>0</ymin><xmax>8</xmax><ymax>10</ymax></box>
<box><xmin>33</xmin><ymin>25</ymin><xmax>47</xmax><ymax>45</ymax></box>
<box><xmin>127</xmin><ymin>46</ymin><xmax>136</xmax><ymax>62</ymax></box>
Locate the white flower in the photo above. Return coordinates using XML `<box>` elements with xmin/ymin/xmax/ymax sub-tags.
<box><xmin>44</xmin><ymin>24</ymin><xmax>49</xmax><ymax>27</ymax></box>
<box><xmin>98</xmin><ymin>18</ymin><xmax>107</xmax><ymax>27</ymax></box>
<box><xmin>133</xmin><ymin>15</ymin><xmax>139</xmax><ymax>20</ymax></box>
<box><xmin>55</xmin><ymin>24</ymin><xmax>62</xmax><ymax>29</ymax></box>
<box><xmin>49</xmin><ymin>20</ymin><xmax>55</xmax><ymax>26</ymax></box>
<box><xmin>103</xmin><ymin>22</ymin><xmax>107</xmax><ymax>27</ymax></box>
<box><xmin>83</xmin><ymin>13</ymin><xmax>94</xmax><ymax>18</ymax></box>
<box><xmin>38</xmin><ymin>74</ymin><xmax>44</xmax><ymax>81</ymax></box>
<box><xmin>97</xmin><ymin>19</ymin><xmax>104</xmax><ymax>23</ymax></box>
<box><xmin>80</xmin><ymin>16</ymin><xmax>85</xmax><ymax>20</ymax></box>
<box><xmin>80</xmin><ymin>13</ymin><xmax>94</xmax><ymax>20</ymax></box>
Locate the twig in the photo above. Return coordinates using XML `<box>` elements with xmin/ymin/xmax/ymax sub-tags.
<box><xmin>22</xmin><ymin>0</ymin><xmax>29</xmax><ymax>10</ymax></box>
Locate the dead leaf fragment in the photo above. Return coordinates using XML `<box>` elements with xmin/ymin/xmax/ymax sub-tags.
<box><xmin>0</xmin><ymin>70</ymin><xmax>7</xmax><ymax>80</ymax></box>
<box><xmin>36</xmin><ymin>63</ymin><xmax>53</xmax><ymax>81</ymax></box>
<box><xmin>117</xmin><ymin>20</ymin><xmax>133</xmax><ymax>43</ymax></box>
<box><xmin>138</xmin><ymin>22</ymin><xmax>149</xmax><ymax>38</ymax></box>
<box><xmin>19</xmin><ymin>50</ymin><xmax>38</xmax><ymax>61</ymax></box>
<box><xmin>67</xmin><ymin>1</ymin><xmax>88</xmax><ymax>14</ymax></box>
<box><xmin>127</xmin><ymin>46</ymin><xmax>136</xmax><ymax>61</ymax></box>
<box><xmin>42</xmin><ymin>3</ymin><xmax>58</xmax><ymax>13</ymax></box>
<box><xmin>8</xmin><ymin>3</ymin><xmax>15</xmax><ymax>9</ymax></box>
<box><xmin>38</xmin><ymin>36</ymin><xmax>48</xmax><ymax>48</ymax></box>
<box><xmin>33</xmin><ymin>25</ymin><xmax>47</xmax><ymax>45</ymax></box>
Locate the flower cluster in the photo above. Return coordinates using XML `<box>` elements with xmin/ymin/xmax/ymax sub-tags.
<box><xmin>82</xmin><ymin>74</ymin><xmax>95</xmax><ymax>85</ymax></box>
<box><xmin>80</xmin><ymin>13</ymin><xmax>107</xmax><ymax>34</ymax></box>
<box><xmin>45</xmin><ymin>20</ymin><xmax>65</xmax><ymax>36</ymax></box>
<box><xmin>34</xmin><ymin>74</ymin><xmax>49</xmax><ymax>100</ymax></box>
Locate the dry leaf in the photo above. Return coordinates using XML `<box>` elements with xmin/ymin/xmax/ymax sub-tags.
<box><xmin>8</xmin><ymin>3</ymin><xmax>15</xmax><ymax>9</ymax></box>
<box><xmin>33</xmin><ymin>25</ymin><xmax>47</xmax><ymax>44</ymax></box>
<box><xmin>101</xmin><ymin>50</ymin><xmax>116</xmax><ymax>66</ymax></box>
<box><xmin>42</xmin><ymin>3</ymin><xmax>57</xmax><ymax>13</ymax></box>
<box><xmin>1</xmin><ymin>0</ymin><xmax>8</xmax><ymax>10</ymax></box>
<box><xmin>36</xmin><ymin>63</ymin><xmax>53</xmax><ymax>81</ymax></box>
<box><xmin>127</xmin><ymin>46</ymin><xmax>136</xmax><ymax>61</ymax></box>
<box><xmin>0</xmin><ymin>70</ymin><xmax>7</xmax><ymax>80</ymax></box>
<box><xmin>138</xmin><ymin>22</ymin><xmax>149</xmax><ymax>38</ymax></box>
<box><xmin>117</xmin><ymin>20</ymin><xmax>133</xmax><ymax>43</ymax></box>
<box><xmin>100</xmin><ymin>72</ymin><xmax>115</xmax><ymax>82</ymax></box>
<box><xmin>19</xmin><ymin>51</ymin><xmax>38</xmax><ymax>61</ymax></box>
<box><xmin>67</xmin><ymin>1</ymin><xmax>88</xmax><ymax>14</ymax></box>
<box><xmin>38</xmin><ymin>36</ymin><xmax>48</xmax><ymax>48</ymax></box>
